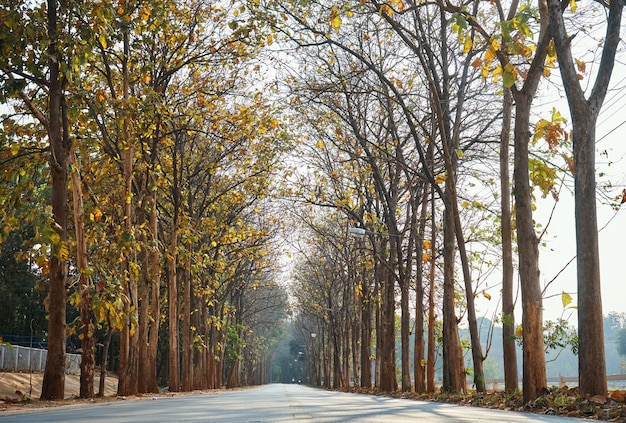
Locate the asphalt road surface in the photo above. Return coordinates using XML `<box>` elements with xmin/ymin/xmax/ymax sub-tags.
<box><xmin>0</xmin><ymin>384</ymin><xmax>593</xmax><ymax>422</ymax></box>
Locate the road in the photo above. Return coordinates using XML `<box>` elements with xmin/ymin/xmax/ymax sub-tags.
<box><xmin>0</xmin><ymin>384</ymin><xmax>591</xmax><ymax>422</ymax></box>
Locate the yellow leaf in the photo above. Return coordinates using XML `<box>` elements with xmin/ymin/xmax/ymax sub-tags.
<box><xmin>463</xmin><ymin>34</ymin><xmax>472</xmax><ymax>54</ymax></box>
<box><xmin>515</xmin><ymin>325</ymin><xmax>523</xmax><ymax>338</ymax></box>
<box><xmin>434</xmin><ymin>173</ymin><xmax>447</xmax><ymax>184</ymax></box>
<box><xmin>10</xmin><ymin>144</ymin><xmax>19</xmax><ymax>156</ymax></box>
<box><xmin>484</xmin><ymin>47</ymin><xmax>496</xmax><ymax>62</ymax></box>
<box><xmin>99</xmin><ymin>33</ymin><xmax>107</xmax><ymax>49</ymax></box>
<box><xmin>331</xmin><ymin>15</ymin><xmax>341</xmax><ymax>32</ymax></box>
<box><xmin>490</xmin><ymin>38</ymin><xmax>500</xmax><ymax>51</ymax></box>
<box><xmin>482</xmin><ymin>290</ymin><xmax>492</xmax><ymax>301</ymax></box>
<box><xmin>569</xmin><ymin>0</ymin><xmax>577</xmax><ymax>12</ymax></box>
<box><xmin>481</xmin><ymin>64</ymin><xmax>490</xmax><ymax>78</ymax></box>
<box><xmin>316</xmin><ymin>140</ymin><xmax>325</xmax><ymax>148</ymax></box>
<box><xmin>561</xmin><ymin>291</ymin><xmax>573</xmax><ymax>308</ymax></box>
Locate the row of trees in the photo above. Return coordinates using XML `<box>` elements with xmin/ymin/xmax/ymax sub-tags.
<box><xmin>1</xmin><ymin>0</ymin><xmax>290</xmax><ymax>399</ymax></box>
<box><xmin>1</xmin><ymin>0</ymin><xmax>623</xmax><ymax>403</ymax></box>
<box><xmin>263</xmin><ymin>0</ymin><xmax>624</xmax><ymax>402</ymax></box>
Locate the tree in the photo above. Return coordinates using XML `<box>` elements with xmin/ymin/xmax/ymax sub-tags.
<box><xmin>449</xmin><ymin>0</ymin><xmax>553</xmax><ymax>400</ymax></box>
<box><xmin>1</xmin><ymin>0</ymin><xmax>74</xmax><ymax>399</ymax></box>
<box><xmin>547</xmin><ymin>0</ymin><xmax>624</xmax><ymax>397</ymax></box>
<box><xmin>499</xmin><ymin>88</ymin><xmax>518</xmax><ymax>394</ymax></box>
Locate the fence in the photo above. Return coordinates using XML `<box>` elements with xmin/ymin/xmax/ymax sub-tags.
<box><xmin>487</xmin><ymin>374</ymin><xmax>626</xmax><ymax>391</ymax></box>
<box><xmin>0</xmin><ymin>344</ymin><xmax>81</xmax><ymax>374</ymax></box>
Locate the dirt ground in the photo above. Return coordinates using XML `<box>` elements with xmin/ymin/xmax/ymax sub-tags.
<box><xmin>0</xmin><ymin>371</ymin><xmax>118</xmax><ymax>401</ymax></box>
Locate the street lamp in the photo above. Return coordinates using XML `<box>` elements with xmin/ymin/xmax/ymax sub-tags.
<box><xmin>348</xmin><ymin>227</ymin><xmax>403</xmax><ymax>238</ymax></box>
<box><xmin>348</xmin><ymin>227</ymin><xmax>369</xmax><ymax>236</ymax></box>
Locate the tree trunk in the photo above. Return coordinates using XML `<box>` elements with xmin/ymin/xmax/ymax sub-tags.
<box><xmin>452</xmin><ymin>193</ymin><xmax>485</xmax><ymax>392</ymax></box>
<box><xmin>379</xmin><ymin>251</ymin><xmax>397</xmax><ymax>392</ymax></box>
<box><xmin>70</xmin><ymin>150</ymin><xmax>95</xmax><ymax>399</ymax></box>
<box><xmin>98</xmin><ymin>330</ymin><xmax>113</xmax><ymax>397</ymax></box>
<box><xmin>374</xmin><ymin>260</ymin><xmax>382</xmax><ymax>388</ymax></box>
<box><xmin>147</xmin><ymin>189</ymin><xmax>161</xmax><ymax>393</ymax></box>
<box><xmin>547</xmin><ymin>0</ymin><xmax>622</xmax><ymax>396</ymax></box>
<box><xmin>414</xmin><ymin>182</ymin><xmax>430</xmax><ymax>394</ymax></box>
<box><xmin>360</xmin><ymin>271</ymin><xmax>372</xmax><ymax>388</ymax></box>
<box><xmin>41</xmin><ymin>0</ymin><xmax>69</xmax><ymax>400</ymax></box>
<box><xmin>137</xmin><ymin>206</ymin><xmax>150</xmax><ymax>394</ymax></box>
<box><xmin>441</xmin><ymin>191</ymin><xmax>466</xmax><ymax>393</ymax></box>
<box><xmin>181</xmin><ymin>254</ymin><xmax>193</xmax><ymax>391</ymax></box>
<box><xmin>500</xmin><ymin>88</ymin><xmax>518</xmax><ymax>394</ymax></box>
<box><xmin>426</xmin><ymin>186</ymin><xmax>437</xmax><ymax>394</ymax></box>
<box><xmin>572</xmin><ymin>116</ymin><xmax>606</xmax><ymax>395</ymax></box>
<box><xmin>117</xmin><ymin>28</ymin><xmax>139</xmax><ymax>397</ymax></box>
<box><xmin>168</xmin><ymin>225</ymin><xmax>180</xmax><ymax>392</ymax></box>
<box><xmin>513</xmin><ymin>94</ymin><xmax>547</xmax><ymax>402</ymax></box>
<box><xmin>400</xmin><ymin>262</ymin><xmax>411</xmax><ymax>392</ymax></box>
<box><xmin>352</xmin><ymin>308</ymin><xmax>360</xmax><ymax>387</ymax></box>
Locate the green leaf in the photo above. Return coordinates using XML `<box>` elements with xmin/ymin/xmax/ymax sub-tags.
<box><xmin>503</xmin><ymin>68</ymin><xmax>515</xmax><ymax>88</ymax></box>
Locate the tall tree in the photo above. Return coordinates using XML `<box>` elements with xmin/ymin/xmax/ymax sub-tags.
<box><xmin>547</xmin><ymin>0</ymin><xmax>624</xmax><ymax>397</ymax></box>
<box><xmin>41</xmin><ymin>0</ymin><xmax>70</xmax><ymax>399</ymax></box>
<box><xmin>450</xmin><ymin>0</ymin><xmax>553</xmax><ymax>400</ymax></box>
<box><xmin>500</xmin><ymin>88</ymin><xmax>518</xmax><ymax>394</ymax></box>
<box><xmin>0</xmin><ymin>0</ymin><xmax>72</xmax><ymax>399</ymax></box>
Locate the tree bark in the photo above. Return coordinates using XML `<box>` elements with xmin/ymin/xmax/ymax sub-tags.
<box><xmin>168</xmin><ymin>225</ymin><xmax>180</xmax><ymax>392</ymax></box>
<box><xmin>413</xmin><ymin>181</ymin><xmax>429</xmax><ymax>394</ymax></box>
<box><xmin>509</xmin><ymin>0</ymin><xmax>551</xmax><ymax>402</ymax></box>
<box><xmin>137</xmin><ymin>206</ymin><xmax>150</xmax><ymax>394</ymax></box>
<box><xmin>41</xmin><ymin>0</ymin><xmax>69</xmax><ymax>400</ymax></box>
<box><xmin>360</xmin><ymin>264</ymin><xmax>372</xmax><ymax>388</ymax></box>
<box><xmin>117</xmin><ymin>28</ymin><xmax>139</xmax><ymax>397</ymax></box>
<box><xmin>147</xmin><ymin>189</ymin><xmax>161</xmax><ymax>393</ymax></box>
<box><xmin>442</xmin><ymin>190</ymin><xmax>466</xmax><ymax>393</ymax></box>
<box><xmin>426</xmin><ymin>145</ymin><xmax>437</xmax><ymax>395</ymax></box>
<box><xmin>500</xmin><ymin>88</ymin><xmax>518</xmax><ymax>394</ymax></box>
<box><xmin>379</xmin><ymin>245</ymin><xmax>397</xmax><ymax>392</ymax></box>
<box><xmin>514</xmin><ymin>94</ymin><xmax>547</xmax><ymax>401</ymax></box>
<box><xmin>97</xmin><ymin>330</ymin><xmax>113</xmax><ymax>397</ymax></box>
<box><xmin>181</xmin><ymin>254</ymin><xmax>193</xmax><ymax>391</ymax></box>
<box><xmin>70</xmin><ymin>150</ymin><xmax>95</xmax><ymax>399</ymax></box>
